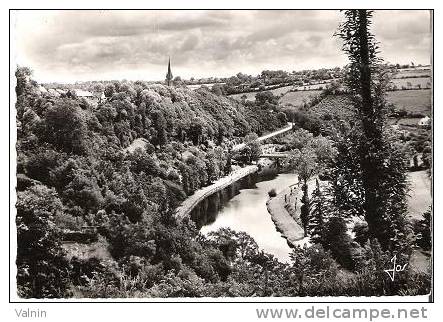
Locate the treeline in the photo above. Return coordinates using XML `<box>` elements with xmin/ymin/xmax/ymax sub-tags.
<box><xmin>209</xmin><ymin>67</ymin><xmax>343</xmax><ymax>96</ymax></box>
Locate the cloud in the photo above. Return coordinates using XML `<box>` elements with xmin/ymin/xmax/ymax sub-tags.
<box><xmin>12</xmin><ymin>10</ymin><xmax>432</xmax><ymax>83</ymax></box>
<box><xmin>180</xmin><ymin>34</ymin><xmax>200</xmax><ymax>52</ymax></box>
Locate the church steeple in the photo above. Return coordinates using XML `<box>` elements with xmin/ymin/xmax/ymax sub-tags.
<box><xmin>165</xmin><ymin>57</ymin><xmax>173</xmax><ymax>86</ymax></box>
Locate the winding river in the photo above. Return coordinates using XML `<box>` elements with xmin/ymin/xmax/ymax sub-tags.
<box><xmin>191</xmin><ymin>168</ymin><xmax>296</xmax><ymax>262</ymax></box>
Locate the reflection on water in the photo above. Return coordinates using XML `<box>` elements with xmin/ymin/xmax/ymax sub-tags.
<box><xmin>192</xmin><ymin>169</ymin><xmax>296</xmax><ymax>262</ymax></box>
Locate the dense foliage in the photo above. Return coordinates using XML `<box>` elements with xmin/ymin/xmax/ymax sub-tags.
<box><xmin>334</xmin><ymin>10</ymin><xmax>413</xmax><ymax>252</ymax></box>
<box><xmin>273</xmin><ymin>10</ymin><xmax>431</xmax><ymax>295</ymax></box>
<box><xmin>14</xmin><ymin>10</ymin><xmax>431</xmax><ymax>298</ymax></box>
<box><xmin>15</xmin><ymin>68</ymin><xmax>289</xmax><ymax>298</ymax></box>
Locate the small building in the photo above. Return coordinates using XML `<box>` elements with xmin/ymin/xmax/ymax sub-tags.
<box><xmin>418</xmin><ymin>116</ymin><xmax>431</xmax><ymax>127</ymax></box>
<box><xmin>56</xmin><ymin>88</ymin><xmax>67</xmax><ymax>95</ymax></box>
<box><xmin>48</xmin><ymin>88</ymin><xmax>61</xmax><ymax>97</ymax></box>
<box><xmin>74</xmin><ymin>89</ymin><xmax>94</xmax><ymax>98</ymax></box>
<box><xmin>37</xmin><ymin>85</ymin><xmax>48</xmax><ymax>93</ymax></box>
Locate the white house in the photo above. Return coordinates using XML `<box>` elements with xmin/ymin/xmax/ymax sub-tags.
<box><xmin>74</xmin><ymin>89</ymin><xmax>94</xmax><ymax>98</ymax></box>
<box><xmin>37</xmin><ymin>85</ymin><xmax>48</xmax><ymax>93</ymax></box>
<box><xmin>48</xmin><ymin>89</ymin><xmax>61</xmax><ymax>97</ymax></box>
<box><xmin>418</xmin><ymin>116</ymin><xmax>431</xmax><ymax>127</ymax></box>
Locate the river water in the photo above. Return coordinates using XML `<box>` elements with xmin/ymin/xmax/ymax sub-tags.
<box><xmin>191</xmin><ymin>169</ymin><xmax>296</xmax><ymax>262</ymax></box>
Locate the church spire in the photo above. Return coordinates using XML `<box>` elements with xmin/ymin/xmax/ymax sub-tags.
<box><xmin>165</xmin><ymin>56</ymin><xmax>173</xmax><ymax>86</ymax></box>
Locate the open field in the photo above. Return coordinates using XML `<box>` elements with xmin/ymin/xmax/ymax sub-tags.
<box><xmin>391</xmin><ymin>77</ymin><xmax>431</xmax><ymax>89</ymax></box>
<box><xmin>397</xmin><ymin>118</ymin><xmax>423</xmax><ymax>126</ymax></box>
<box><xmin>186</xmin><ymin>82</ymin><xmax>225</xmax><ymax>90</ymax></box>
<box><xmin>386</xmin><ymin>89</ymin><xmax>431</xmax><ymax>115</ymax></box>
<box><xmin>294</xmin><ymin>82</ymin><xmax>331</xmax><ymax>91</ymax></box>
<box><xmin>279</xmin><ymin>90</ymin><xmax>321</xmax><ymax>107</ymax></box>
<box><xmin>270</xmin><ymin>85</ymin><xmax>295</xmax><ymax>96</ymax></box>
<box><xmin>230</xmin><ymin>82</ymin><xmax>331</xmax><ymax>102</ymax></box>
<box><xmin>396</xmin><ymin>68</ymin><xmax>431</xmax><ymax>78</ymax></box>
<box><xmin>229</xmin><ymin>91</ymin><xmax>257</xmax><ymax>101</ymax></box>
<box><xmin>230</xmin><ymin>85</ymin><xmax>294</xmax><ymax>101</ymax></box>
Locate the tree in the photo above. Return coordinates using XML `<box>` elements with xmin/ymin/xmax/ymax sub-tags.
<box><xmin>285</xmin><ymin>130</ymin><xmax>335</xmax><ymax>183</ymax></box>
<box><xmin>62</xmin><ymin>169</ymin><xmax>104</xmax><ymax>216</ymax></box>
<box><xmin>224</xmin><ymin>154</ymin><xmax>232</xmax><ymax>175</ymax></box>
<box><xmin>322</xmin><ymin>216</ymin><xmax>356</xmax><ymax>270</ymax></box>
<box><xmin>422</xmin><ymin>143</ymin><xmax>432</xmax><ymax>170</ymax></box>
<box><xmin>207</xmin><ymin>228</ymin><xmax>259</xmax><ymax>262</ymax></box>
<box><xmin>308</xmin><ymin>179</ymin><xmax>330</xmax><ymax>244</ymax></box>
<box><xmin>244</xmin><ymin>133</ymin><xmax>262</xmax><ymax>163</ymax></box>
<box><xmin>211</xmin><ymin>84</ymin><xmax>224</xmax><ymax>96</ymax></box>
<box><xmin>335</xmin><ymin>10</ymin><xmax>410</xmax><ymax>251</ymax></box>
<box><xmin>414</xmin><ymin>208</ymin><xmax>431</xmax><ymax>251</ymax></box>
<box><xmin>413</xmin><ymin>154</ymin><xmax>419</xmax><ymax>170</ymax></box>
<box><xmin>286</xmin><ymin>136</ymin><xmax>336</xmax><ymax>237</ymax></box>
<box><xmin>150</xmin><ymin>110</ymin><xmax>168</xmax><ymax>146</ymax></box>
<box><xmin>277</xmin><ymin>111</ymin><xmax>288</xmax><ymax>125</ymax></box>
<box><xmin>15</xmin><ymin>66</ymin><xmax>34</xmax><ymax>97</ymax></box>
<box><xmin>290</xmin><ymin>246</ymin><xmax>310</xmax><ymax>295</ymax></box>
<box><xmin>91</xmin><ymin>83</ymin><xmax>104</xmax><ymax>100</ymax></box>
<box><xmin>16</xmin><ymin>185</ymin><xmax>71</xmax><ymax>298</ymax></box>
<box><xmin>43</xmin><ymin>99</ymin><xmax>89</xmax><ymax>154</ymax></box>
<box><xmin>189</xmin><ymin>117</ymin><xmax>205</xmax><ymax>146</ymax></box>
<box><xmin>288</xmin><ymin>147</ymin><xmax>318</xmax><ymax>184</ymax></box>
<box><xmin>104</xmin><ymin>84</ymin><xmax>115</xmax><ymax>98</ymax></box>
<box><xmin>353</xmin><ymin>221</ymin><xmax>369</xmax><ymax>246</ymax></box>
<box><xmin>281</xmin><ymin>129</ymin><xmax>313</xmax><ymax>151</ymax></box>
<box><xmin>300</xmin><ymin>182</ymin><xmax>310</xmax><ymax>236</ymax></box>
<box><xmin>255</xmin><ymin>91</ymin><xmax>278</xmax><ymax>106</ymax></box>
<box><xmin>25</xmin><ymin>147</ymin><xmax>63</xmax><ymax>185</ymax></box>
<box><xmin>329</xmin><ymin>126</ymin><xmax>365</xmax><ymax>218</ymax></box>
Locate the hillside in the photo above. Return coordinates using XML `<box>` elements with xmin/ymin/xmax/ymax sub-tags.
<box><xmin>18</xmin><ymin>74</ymin><xmax>290</xmax><ymax>208</ymax></box>
<box><xmin>387</xmin><ymin>89</ymin><xmax>431</xmax><ymax>116</ymax></box>
<box><xmin>15</xmin><ymin>69</ymin><xmax>293</xmax><ymax>298</ymax></box>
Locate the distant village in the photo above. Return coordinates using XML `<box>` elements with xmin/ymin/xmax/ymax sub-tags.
<box><xmin>34</xmin><ymin>60</ymin><xmax>431</xmax><ymax>127</ymax></box>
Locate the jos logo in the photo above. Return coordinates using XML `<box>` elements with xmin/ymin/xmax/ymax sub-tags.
<box><xmin>384</xmin><ymin>254</ymin><xmax>408</xmax><ymax>281</ymax></box>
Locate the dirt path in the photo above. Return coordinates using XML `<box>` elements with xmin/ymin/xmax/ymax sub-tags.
<box><xmin>232</xmin><ymin>122</ymin><xmax>293</xmax><ymax>151</ymax></box>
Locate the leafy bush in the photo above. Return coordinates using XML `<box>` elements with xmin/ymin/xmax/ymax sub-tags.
<box><xmin>268</xmin><ymin>188</ymin><xmax>277</xmax><ymax>197</ymax></box>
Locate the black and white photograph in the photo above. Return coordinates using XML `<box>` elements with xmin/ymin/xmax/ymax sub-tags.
<box><xmin>10</xmin><ymin>8</ymin><xmax>433</xmax><ymax>305</ymax></box>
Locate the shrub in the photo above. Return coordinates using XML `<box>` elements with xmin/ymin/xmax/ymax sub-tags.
<box><xmin>414</xmin><ymin>209</ymin><xmax>431</xmax><ymax>251</ymax></box>
<box><xmin>268</xmin><ymin>188</ymin><xmax>277</xmax><ymax>197</ymax></box>
<box><xmin>322</xmin><ymin>216</ymin><xmax>356</xmax><ymax>270</ymax></box>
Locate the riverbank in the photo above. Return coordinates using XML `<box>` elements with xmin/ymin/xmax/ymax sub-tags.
<box><xmin>175</xmin><ymin>164</ymin><xmax>260</xmax><ymax>220</ymax></box>
<box><xmin>173</xmin><ymin>123</ymin><xmax>294</xmax><ymax>222</ymax></box>
<box><xmin>199</xmin><ymin>171</ymin><xmax>295</xmax><ymax>262</ymax></box>
<box><xmin>266</xmin><ymin>180</ymin><xmax>305</xmax><ymax>247</ymax></box>
<box><xmin>266</xmin><ymin>177</ymin><xmax>318</xmax><ymax>247</ymax></box>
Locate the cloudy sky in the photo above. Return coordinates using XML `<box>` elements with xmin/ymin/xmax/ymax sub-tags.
<box><xmin>12</xmin><ymin>10</ymin><xmax>431</xmax><ymax>83</ymax></box>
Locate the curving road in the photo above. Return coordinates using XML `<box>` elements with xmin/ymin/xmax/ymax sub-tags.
<box><xmin>232</xmin><ymin>122</ymin><xmax>293</xmax><ymax>151</ymax></box>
